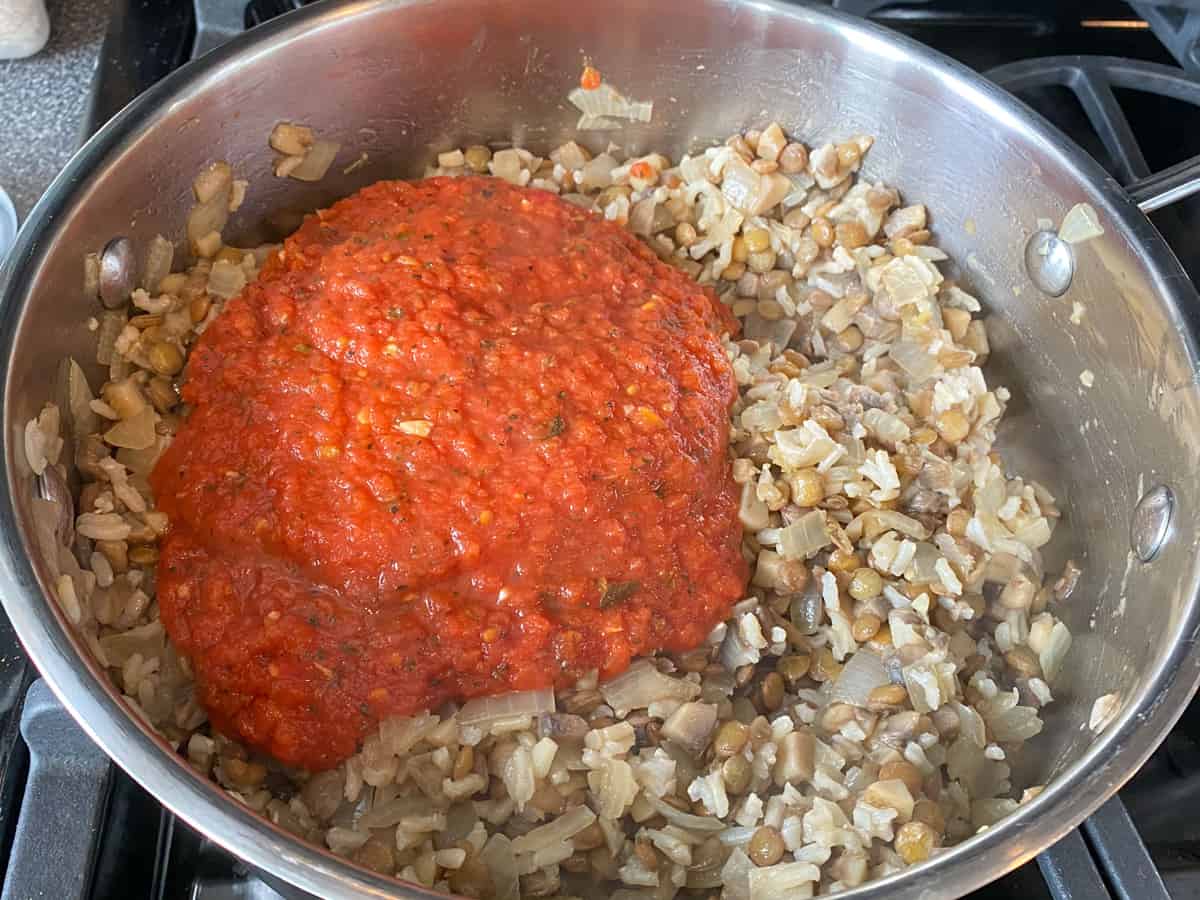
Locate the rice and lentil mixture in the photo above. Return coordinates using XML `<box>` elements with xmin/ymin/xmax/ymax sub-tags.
<box><xmin>24</xmin><ymin>118</ymin><xmax>1080</xmax><ymax>898</ymax></box>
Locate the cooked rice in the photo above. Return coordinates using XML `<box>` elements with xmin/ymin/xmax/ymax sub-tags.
<box><xmin>25</xmin><ymin>120</ymin><xmax>1081</xmax><ymax>898</ymax></box>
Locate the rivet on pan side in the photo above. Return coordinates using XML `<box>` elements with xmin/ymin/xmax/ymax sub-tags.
<box><xmin>1024</xmin><ymin>229</ymin><xmax>1074</xmax><ymax>297</ymax></box>
<box><xmin>1131</xmin><ymin>485</ymin><xmax>1174</xmax><ymax>563</ymax></box>
<box><xmin>98</xmin><ymin>236</ymin><xmax>135</xmax><ymax>310</ymax></box>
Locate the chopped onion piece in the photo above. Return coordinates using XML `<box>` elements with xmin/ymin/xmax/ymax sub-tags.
<box><xmin>690</xmin><ymin>207</ymin><xmax>744</xmax><ymax>261</ymax></box>
<box><xmin>645</xmin><ymin>794</ymin><xmax>725</xmax><ymax>832</ymax></box>
<box><xmin>889</xmin><ymin>340</ymin><xmax>940</xmax><ymax>381</ymax></box>
<box><xmin>568</xmin><ymin>83</ymin><xmax>653</xmax><ymax>129</ymax></box>
<box><xmin>270</xmin><ymin>122</ymin><xmax>315</xmax><ymax>156</ymax></box>
<box><xmin>660</xmin><ymin>702</ymin><xmax>717</xmax><ymax>754</ymax></box>
<box><xmin>98</xmin><ymin>621</ymin><xmax>165</xmax><ymax>667</ymax></box>
<box><xmin>489</xmin><ymin>149</ymin><xmax>523</xmax><ymax>184</ymax></box>
<box><xmin>290</xmin><ymin>140</ymin><xmax>341</xmax><ymax>182</ymax></box>
<box><xmin>479</xmin><ymin>834</ymin><xmax>519</xmax><ymax>900</ymax></box>
<box><xmin>1089</xmin><ymin>692</ymin><xmax>1120</xmax><ymax>733</ymax></box>
<box><xmin>830</xmin><ymin>650</ymin><xmax>890</xmax><ymax>706</ymax></box>
<box><xmin>142</xmin><ymin>235</ymin><xmax>174</xmax><ymax>293</ymax></box>
<box><xmin>96</xmin><ymin>311</ymin><xmax>126</xmax><ymax>366</ymax></box>
<box><xmin>721</xmin><ymin>159</ymin><xmax>761</xmax><ymax>213</ymax></box>
<box><xmin>629</xmin><ymin>197</ymin><xmax>657</xmax><ymax>236</ymax></box>
<box><xmin>600</xmin><ymin>659</ymin><xmax>700</xmax><ymax>717</ymax></box>
<box><xmin>778</xmin><ymin>510</ymin><xmax>830</xmax><ymax>560</ymax></box>
<box><xmin>550</xmin><ymin>141</ymin><xmax>589</xmax><ymax>169</ymax></box>
<box><xmin>1058</xmin><ymin>202</ymin><xmax>1104</xmax><ymax>245</ymax></box>
<box><xmin>578</xmin><ymin>153</ymin><xmax>618</xmax><ymax>191</ymax></box>
<box><xmin>116</xmin><ymin>435</ymin><xmax>169</xmax><ymax>479</ymax></box>
<box><xmin>59</xmin><ymin>357</ymin><xmax>99</xmax><ymax>444</ymax></box>
<box><xmin>458</xmin><ymin>688</ymin><xmax>554</xmax><ymax>728</ymax></box>
<box><xmin>906</xmin><ymin>542</ymin><xmax>940</xmax><ymax>584</ymax></box>
<box><xmin>193</xmin><ymin>161</ymin><xmax>233</xmax><ymax>204</ymax></box>
<box><xmin>84</xmin><ymin>252</ymin><xmax>100</xmax><ymax>299</ymax></box>
<box><xmin>748</xmin><ymin>861</ymin><xmax>821</xmax><ymax>900</ymax></box>
<box><xmin>187</xmin><ymin>193</ymin><xmax>230</xmax><ymax>250</ymax></box>
<box><xmin>207</xmin><ymin>259</ymin><xmax>247</xmax><ymax>299</ymax></box>
<box><xmin>358</xmin><ymin>795</ymin><xmax>426</xmax><ymax>829</ymax></box>
<box><xmin>679</xmin><ymin>155</ymin><xmax>709</xmax><ymax>184</ymax></box>
<box><xmin>511</xmin><ymin>805</ymin><xmax>596</xmax><ymax>854</ymax></box>
<box><xmin>104</xmin><ymin>406</ymin><xmax>156</xmax><ymax>450</ymax></box>
<box><xmin>756</xmin><ymin>173</ymin><xmax>792</xmax><ymax>215</ymax></box>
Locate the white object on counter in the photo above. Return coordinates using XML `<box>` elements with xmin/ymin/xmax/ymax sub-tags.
<box><xmin>0</xmin><ymin>186</ymin><xmax>17</xmax><ymax>265</ymax></box>
<box><xmin>0</xmin><ymin>0</ymin><xmax>50</xmax><ymax>59</ymax></box>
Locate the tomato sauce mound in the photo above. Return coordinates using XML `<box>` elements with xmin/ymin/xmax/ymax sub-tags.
<box><xmin>151</xmin><ymin>176</ymin><xmax>747</xmax><ymax>770</ymax></box>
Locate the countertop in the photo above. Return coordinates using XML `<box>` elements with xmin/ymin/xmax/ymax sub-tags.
<box><xmin>0</xmin><ymin>0</ymin><xmax>107</xmax><ymax>222</ymax></box>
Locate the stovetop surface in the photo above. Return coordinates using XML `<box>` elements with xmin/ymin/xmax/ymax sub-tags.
<box><xmin>9</xmin><ymin>1</ymin><xmax>1200</xmax><ymax>898</ymax></box>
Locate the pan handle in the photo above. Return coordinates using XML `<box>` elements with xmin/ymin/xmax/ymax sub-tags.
<box><xmin>191</xmin><ymin>0</ymin><xmax>251</xmax><ymax>60</ymax></box>
<box><xmin>81</xmin><ymin>0</ymin><xmax>258</xmax><ymax>140</ymax></box>
<box><xmin>1128</xmin><ymin>154</ymin><xmax>1200</xmax><ymax>213</ymax></box>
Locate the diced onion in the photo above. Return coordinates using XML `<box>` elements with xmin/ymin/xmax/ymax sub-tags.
<box><xmin>358</xmin><ymin>795</ymin><xmax>426</xmax><ymax>829</ymax></box>
<box><xmin>629</xmin><ymin>197</ymin><xmax>657</xmax><ymax>236</ymax></box>
<box><xmin>379</xmin><ymin>712</ymin><xmax>438</xmax><ymax>755</ymax></box>
<box><xmin>600</xmin><ymin>659</ymin><xmax>700</xmax><ymax>717</ymax></box>
<box><xmin>290</xmin><ymin>140</ymin><xmax>341</xmax><ymax>182</ymax></box>
<box><xmin>721</xmin><ymin>848</ymin><xmax>754</xmax><ymax>900</ymax></box>
<box><xmin>116</xmin><ymin>436</ymin><xmax>169</xmax><ymax>479</ymax></box>
<box><xmin>721</xmin><ymin>159</ymin><xmax>761</xmax><ymax>213</ymax></box>
<box><xmin>1089</xmin><ymin>693</ymin><xmax>1120</xmax><ymax>733</ymax></box>
<box><xmin>270</xmin><ymin>122</ymin><xmax>315</xmax><ymax>157</ymax></box>
<box><xmin>489</xmin><ymin>149</ymin><xmax>523</xmax><ymax>184</ymax></box>
<box><xmin>568</xmin><ymin>83</ymin><xmax>653</xmax><ymax>128</ymax></box>
<box><xmin>511</xmin><ymin>805</ymin><xmax>596</xmax><ymax>854</ymax></box>
<box><xmin>207</xmin><ymin>259</ymin><xmax>247</xmax><ymax>299</ymax></box>
<box><xmin>862</xmin><ymin>408</ymin><xmax>910</xmax><ymax>446</ymax></box>
<box><xmin>906</xmin><ymin>542</ymin><xmax>940</xmax><ymax>584</ymax></box>
<box><xmin>550</xmin><ymin>141</ymin><xmax>589</xmax><ymax>169</ymax></box>
<box><xmin>718</xmin><ymin>827</ymin><xmax>756</xmax><ymax>846</ymax></box>
<box><xmin>84</xmin><ymin>252</ymin><xmax>101</xmax><ymax>299</ymax></box>
<box><xmin>96</xmin><ymin>311</ymin><xmax>126</xmax><ymax>366</ymax></box>
<box><xmin>578</xmin><ymin>153</ymin><xmax>618</xmax><ymax>191</ymax></box>
<box><xmin>830</xmin><ymin>650</ymin><xmax>890</xmax><ymax>706</ymax></box>
<box><xmin>479</xmin><ymin>834</ymin><xmax>519</xmax><ymax>900</ymax></box>
<box><xmin>325</xmin><ymin>827</ymin><xmax>370</xmax><ymax>855</ymax></box>
<box><xmin>193</xmin><ymin>161</ymin><xmax>233</xmax><ymax>204</ymax></box>
<box><xmin>889</xmin><ymin>340</ymin><xmax>940</xmax><ymax>381</ymax></box>
<box><xmin>537</xmin><ymin>712</ymin><xmax>589</xmax><ymax>742</ymax></box>
<box><xmin>748</xmin><ymin>861</ymin><xmax>821</xmax><ymax>900</ymax></box>
<box><xmin>756</xmin><ymin>173</ymin><xmax>792</xmax><ymax>215</ymax></box>
<box><xmin>679</xmin><ymin>155</ymin><xmax>709</xmax><ymax>184</ymax></box>
<box><xmin>777</xmin><ymin>510</ymin><xmax>830</xmax><ymax>560</ymax></box>
<box><xmin>98</xmin><ymin>621</ymin><xmax>165</xmax><ymax>667</ymax></box>
<box><xmin>458</xmin><ymin>688</ymin><xmax>554</xmax><ymax>728</ymax></box>
<box><xmin>1058</xmin><ymin>202</ymin><xmax>1104</xmax><ymax>245</ymax></box>
<box><xmin>720</xmin><ymin>163</ymin><xmax>788</xmax><ymax>216</ymax></box>
<box><xmin>58</xmin><ymin>357</ymin><xmax>98</xmax><ymax>445</ymax></box>
<box><xmin>104</xmin><ymin>407</ymin><xmax>156</xmax><ymax>450</ymax></box>
<box><xmin>660</xmin><ymin>701</ymin><xmax>717</xmax><ymax>754</ymax></box>
<box><xmin>142</xmin><ymin>235</ymin><xmax>174</xmax><ymax>292</ymax></box>
<box><xmin>187</xmin><ymin>193</ymin><xmax>230</xmax><ymax>249</ymax></box>
<box><xmin>690</xmin><ymin>207</ymin><xmax>744</xmax><ymax>261</ymax></box>
<box><xmin>645</xmin><ymin>794</ymin><xmax>725</xmax><ymax>832</ymax></box>
<box><xmin>743</xmin><ymin>315</ymin><xmax>798</xmax><ymax>353</ymax></box>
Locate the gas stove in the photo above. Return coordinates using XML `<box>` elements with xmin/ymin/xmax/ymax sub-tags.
<box><xmin>6</xmin><ymin>1</ymin><xmax>1200</xmax><ymax>898</ymax></box>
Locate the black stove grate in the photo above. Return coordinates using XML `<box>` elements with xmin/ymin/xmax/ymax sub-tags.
<box><xmin>26</xmin><ymin>0</ymin><xmax>1200</xmax><ymax>898</ymax></box>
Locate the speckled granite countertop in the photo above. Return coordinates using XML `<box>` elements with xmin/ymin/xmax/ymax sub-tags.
<box><xmin>0</xmin><ymin>0</ymin><xmax>107</xmax><ymax>221</ymax></box>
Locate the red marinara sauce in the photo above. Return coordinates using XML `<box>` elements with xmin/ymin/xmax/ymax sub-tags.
<box><xmin>151</xmin><ymin>176</ymin><xmax>747</xmax><ymax>771</ymax></box>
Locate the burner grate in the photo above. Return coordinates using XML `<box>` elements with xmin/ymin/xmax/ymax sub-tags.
<box><xmin>41</xmin><ymin>1</ymin><xmax>1200</xmax><ymax>899</ymax></box>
